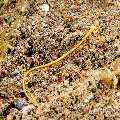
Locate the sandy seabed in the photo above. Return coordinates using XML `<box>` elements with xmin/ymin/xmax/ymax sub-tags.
<box><xmin>0</xmin><ymin>0</ymin><xmax>120</xmax><ymax>120</ymax></box>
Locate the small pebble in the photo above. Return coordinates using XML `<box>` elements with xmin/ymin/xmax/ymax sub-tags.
<box><xmin>84</xmin><ymin>94</ymin><xmax>94</xmax><ymax>103</ymax></box>
<box><xmin>6</xmin><ymin>112</ymin><xmax>13</xmax><ymax>120</ymax></box>
<box><xmin>11</xmin><ymin>99</ymin><xmax>27</xmax><ymax>110</ymax></box>
<box><xmin>41</xmin><ymin>3</ymin><xmax>49</xmax><ymax>13</ymax></box>
<box><xmin>21</xmin><ymin>105</ymin><xmax>35</xmax><ymax>115</ymax></box>
<box><xmin>117</xmin><ymin>92</ymin><xmax>120</xmax><ymax>96</ymax></box>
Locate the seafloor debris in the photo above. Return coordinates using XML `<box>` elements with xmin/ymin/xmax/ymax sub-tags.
<box><xmin>99</xmin><ymin>68</ymin><xmax>118</xmax><ymax>88</ymax></box>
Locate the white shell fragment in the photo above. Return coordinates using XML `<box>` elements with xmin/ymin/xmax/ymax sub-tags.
<box><xmin>84</xmin><ymin>94</ymin><xmax>94</xmax><ymax>103</ymax></box>
<box><xmin>41</xmin><ymin>3</ymin><xmax>49</xmax><ymax>13</ymax></box>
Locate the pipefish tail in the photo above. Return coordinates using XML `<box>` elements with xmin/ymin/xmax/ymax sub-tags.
<box><xmin>21</xmin><ymin>24</ymin><xmax>97</xmax><ymax>106</ymax></box>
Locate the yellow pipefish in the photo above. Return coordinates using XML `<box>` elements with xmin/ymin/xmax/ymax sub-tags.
<box><xmin>21</xmin><ymin>24</ymin><xmax>97</xmax><ymax>106</ymax></box>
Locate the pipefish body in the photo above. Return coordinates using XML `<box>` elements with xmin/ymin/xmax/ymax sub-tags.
<box><xmin>21</xmin><ymin>24</ymin><xmax>97</xmax><ymax>106</ymax></box>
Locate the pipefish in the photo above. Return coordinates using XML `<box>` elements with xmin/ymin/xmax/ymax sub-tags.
<box><xmin>21</xmin><ymin>24</ymin><xmax>98</xmax><ymax>106</ymax></box>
